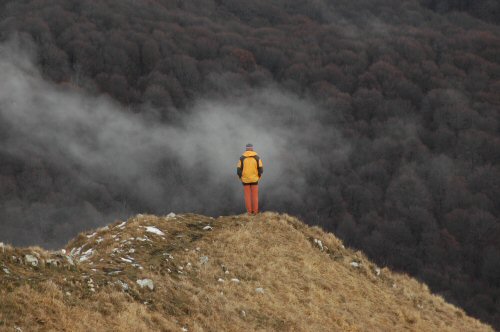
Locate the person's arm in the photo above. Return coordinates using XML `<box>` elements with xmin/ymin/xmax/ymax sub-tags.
<box><xmin>258</xmin><ymin>158</ymin><xmax>263</xmax><ymax>178</ymax></box>
<box><xmin>237</xmin><ymin>159</ymin><xmax>242</xmax><ymax>178</ymax></box>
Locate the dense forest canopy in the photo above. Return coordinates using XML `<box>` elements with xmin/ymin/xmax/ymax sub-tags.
<box><xmin>0</xmin><ymin>0</ymin><xmax>499</xmax><ymax>328</ymax></box>
<box><xmin>419</xmin><ymin>0</ymin><xmax>500</xmax><ymax>24</ymax></box>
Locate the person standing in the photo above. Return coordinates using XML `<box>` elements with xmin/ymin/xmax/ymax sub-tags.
<box><xmin>237</xmin><ymin>143</ymin><xmax>263</xmax><ymax>215</ymax></box>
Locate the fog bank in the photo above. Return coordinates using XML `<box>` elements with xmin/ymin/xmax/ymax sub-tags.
<box><xmin>0</xmin><ymin>40</ymin><xmax>349</xmax><ymax>248</ymax></box>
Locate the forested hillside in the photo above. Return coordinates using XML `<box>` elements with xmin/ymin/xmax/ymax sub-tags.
<box><xmin>419</xmin><ymin>0</ymin><xmax>500</xmax><ymax>24</ymax></box>
<box><xmin>0</xmin><ymin>0</ymin><xmax>499</xmax><ymax>328</ymax></box>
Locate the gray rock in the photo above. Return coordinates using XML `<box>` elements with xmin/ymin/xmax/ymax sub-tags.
<box><xmin>350</xmin><ymin>261</ymin><xmax>360</xmax><ymax>268</ymax></box>
<box><xmin>313</xmin><ymin>238</ymin><xmax>324</xmax><ymax>251</ymax></box>
<box><xmin>79</xmin><ymin>248</ymin><xmax>94</xmax><ymax>262</ymax></box>
<box><xmin>69</xmin><ymin>246</ymin><xmax>82</xmax><ymax>257</ymax></box>
<box><xmin>200</xmin><ymin>256</ymin><xmax>209</xmax><ymax>265</ymax></box>
<box><xmin>46</xmin><ymin>259</ymin><xmax>59</xmax><ymax>267</ymax></box>
<box><xmin>65</xmin><ymin>255</ymin><xmax>75</xmax><ymax>266</ymax></box>
<box><xmin>163</xmin><ymin>253</ymin><xmax>174</xmax><ymax>260</ymax></box>
<box><xmin>25</xmin><ymin>254</ymin><xmax>39</xmax><ymax>267</ymax></box>
<box><xmin>255</xmin><ymin>287</ymin><xmax>265</xmax><ymax>294</ymax></box>
<box><xmin>136</xmin><ymin>278</ymin><xmax>154</xmax><ymax>290</ymax></box>
<box><xmin>116</xmin><ymin>280</ymin><xmax>129</xmax><ymax>291</ymax></box>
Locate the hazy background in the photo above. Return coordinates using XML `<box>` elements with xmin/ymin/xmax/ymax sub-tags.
<box><xmin>0</xmin><ymin>39</ymin><xmax>348</xmax><ymax>247</ymax></box>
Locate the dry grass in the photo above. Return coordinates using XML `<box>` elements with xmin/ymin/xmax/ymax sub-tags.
<box><xmin>0</xmin><ymin>212</ymin><xmax>493</xmax><ymax>331</ymax></box>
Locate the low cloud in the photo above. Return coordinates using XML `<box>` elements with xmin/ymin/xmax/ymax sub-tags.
<box><xmin>0</xmin><ymin>39</ymin><xmax>349</xmax><ymax>248</ymax></box>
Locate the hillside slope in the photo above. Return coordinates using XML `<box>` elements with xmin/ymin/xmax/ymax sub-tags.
<box><xmin>0</xmin><ymin>213</ymin><xmax>492</xmax><ymax>331</ymax></box>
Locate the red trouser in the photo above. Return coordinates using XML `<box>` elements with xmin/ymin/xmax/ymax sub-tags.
<box><xmin>243</xmin><ymin>184</ymin><xmax>259</xmax><ymax>214</ymax></box>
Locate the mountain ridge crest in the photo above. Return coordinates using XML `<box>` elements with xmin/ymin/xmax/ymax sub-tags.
<box><xmin>0</xmin><ymin>212</ymin><xmax>493</xmax><ymax>331</ymax></box>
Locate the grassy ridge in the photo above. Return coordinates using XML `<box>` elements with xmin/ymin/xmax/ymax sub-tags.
<box><xmin>0</xmin><ymin>212</ymin><xmax>492</xmax><ymax>331</ymax></box>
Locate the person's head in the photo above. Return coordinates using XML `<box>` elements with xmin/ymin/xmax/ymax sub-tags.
<box><xmin>245</xmin><ymin>143</ymin><xmax>253</xmax><ymax>151</ymax></box>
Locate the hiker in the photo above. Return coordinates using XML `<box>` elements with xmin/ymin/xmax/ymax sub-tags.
<box><xmin>236</xmin><ymin>143</ymin><xmax>263</xmax><ymax>215</ymax></box>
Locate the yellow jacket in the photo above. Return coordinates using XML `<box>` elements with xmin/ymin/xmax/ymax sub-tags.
<box><xmin>237</xmin><ymin>150</ymin><xmax>263</xmax><ymax>184</ymax></box>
